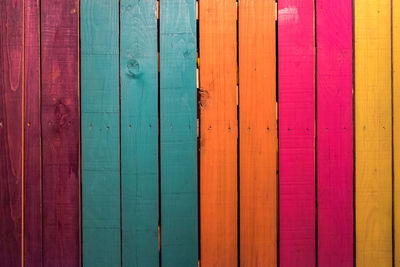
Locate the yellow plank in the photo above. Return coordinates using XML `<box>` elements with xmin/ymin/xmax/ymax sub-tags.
<box><xmin>394</xmin><ymin>0</ymin><xmax>400</xmax><ymax>265</ymax></box>
<box><xmin>355</xmin><ymin>0</ymin><xmax>392</xmax><ymax>266</ymax></box>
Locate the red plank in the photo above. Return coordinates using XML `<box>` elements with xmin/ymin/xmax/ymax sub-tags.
<box><xmin>0</xmin><ymin>0</ymin><xmax>23</xmax><ymax>265</ymax></box>
<box><xmin>278</xmin><ymin>1</ymin><xmax>315</xmax><ymax>266</ymax></box>
<box><xmin>24</xmin><ymin>0</ymin><xmax>42</xmax><ymax>266</ymax></box>
<box><xmin>41</xmin><ymin>0</ymin><xmax>80</xmax><ymax>266</ymax></box>
<box><xmin>316</xmin><ymin>0</ymin><xmax>353</xmax><ymax>266</ymax></box>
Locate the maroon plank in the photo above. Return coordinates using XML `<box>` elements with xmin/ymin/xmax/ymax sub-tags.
<box><xmin>0</xmin><ymin>0</ymin><xmax>23</xmax><ymax>266</ymax></box>
<box><xmin>41</xmin><ymin>0</ymin><xmax>80</xmax><ymax>266</ymax></box>
<box><xmin>24</xmin><ymin>0</ymin><xmax>43</xmax><ymax>266</ymax></box>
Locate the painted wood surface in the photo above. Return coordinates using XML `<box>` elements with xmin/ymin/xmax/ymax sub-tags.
<box><xmin>316</xmin><ymin>0</ymin><xmax>353</xmax><ymax>266</ymax></box>
<box><xmin>199</xmin><ymin>1</ymin><xmax>238</xmax><ymax>266</ymax></box>
<box><xmin>81</xmin><ymin>0</ymin><xmax>121</xmax><ymax>266</ymax></box>
<box><xmin>278</xmin><ymin>1</ymin><xmax>315</xmax><ymax>266</ymax></box>
<box><xmin>24</xmin><ymin>0</ymin><xmax>42</xmax><ymax>266</ymax></box>
<box><xmin>160</xmin><ymin>0</ymin><xmax>198</xmax><ymax>266</ymax></box>
<box><xmin>120</xmin><ymin>1</ymin><xmax>159</xmax><ymax>266</ymax></box>
<box><xmin>238</xmin><ymin>1</ymin><xmax>277</xmax><ymax>266</ymax></box>
<box><xmin>41</xmin><ymin>0</ymin><xmax>80</xmax><ymax>265</ymax></box>
<box><xmin>355</xmin><ymin>0</ymin><xmax>392</xmax><ymax>266</ymax></box>
<box><xmin>0</xmin><ymin>0</ymin><xmax>23</xmax><ymax>265</ymax></box>
<box><xmin>395</xmin><ymin>0</ymin><xmax>400</xmax><ymax>265</ymax></box>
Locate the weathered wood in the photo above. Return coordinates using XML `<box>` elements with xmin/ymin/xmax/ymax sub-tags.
<box><xmin>0</xmin><ymin>0</ymin><xmax>23</xmax><ymax>265</ymax></box>
<box><xmin>238</xmin><ymin>1</ymin><xmax>277</xmax><ymax>266</ymax></box>
<box><xmin>41</xmin><ymin>0</ymin><xmax>80</xmax><ymax>265</ymax></box>
<box><xmin>81</xmin><ymin>0</ymin><xmax>121</xmax><ymax>266</ymax></box>
<box><xmin>24</xmin><ymin>0</ymin><xmax>42</xmax><ymax>266</ymax></box>
<box><xmin>278</xmin><ymin>1</ymin><xmax>315</xmax><ymax>266</ymax></box>
<box><xmin>316</xmin><ymin>0</ymin><xmax>353</xmax><ymax>266</ymax></box>
<box><xmin>199</xmin><ymin>1</ymin><xmax>238</xmax><ymax>266</ymax></box>
<box><xmin>355</xmin><ymin>0</ymin><xmax>392</xmax><ymax>265</ymax></box>
<box><xmin>120</xmin><ymin>1</ymin><xmax>159</xmax><ymax>266</ymax></box>
<box><xmin>160</xmin><ymin>0</ymin><xmax>198</xmax><ymax>266</ymax></box>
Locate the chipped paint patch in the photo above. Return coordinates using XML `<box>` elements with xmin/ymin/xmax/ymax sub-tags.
<box><xmin>278</xmin><ymin>6</ymin><xmax>299</xmax><ymax>24</ymax></box>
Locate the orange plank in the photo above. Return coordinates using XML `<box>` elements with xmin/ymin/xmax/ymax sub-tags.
<box><xmin>239</xmin><ymin>1</ymin><xmax>277</xmax><ymax>266</ymax></box>
<box><xmin>199</xmin><ymin>1</ymin><xmax>238</xmax><ymax>266</ymax></box>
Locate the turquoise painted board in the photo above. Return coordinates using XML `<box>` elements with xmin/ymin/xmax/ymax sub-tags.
<box><xmin>160</xmin><ymin>0</ymin><xmax>198</xmax><ymax>266</ymax></box>
<box><xmin>81</xmin><ymin>0</ymin><xmax>121</xmax><ymax>266</ymax></box>
<box><xmin>120</xmin><ymin>1</ymin><xmax>159</xmax><ymax>266</ymax></box>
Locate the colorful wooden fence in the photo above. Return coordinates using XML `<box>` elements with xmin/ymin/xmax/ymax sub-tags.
<box><xmin>1</xmin><ymin>0</ymin><xmax>400</xmax><ymax>266</ymax></box>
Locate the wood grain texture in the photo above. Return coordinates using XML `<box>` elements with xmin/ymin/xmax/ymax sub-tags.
<box><xmin>199</xmin><ymin>1</ymin><xmax>238</xmax><ymax>266</ymax></box>
<box><xmin>24</xmin><ymin>0</ymin><xmax>42</xmax><ymax>266</ymax></box>
<box><xmin>41</xmin><ymin>0</ymin><xmax>80</xmax><ymax>266</ymax></box>
<box><xmin>395</xmin><ymin>0</ymin><xmax>400</xmax><ymax>265</ymax></box>
<box><xmin>120</xmin><ymin>1</ymin><xmax>159</xmax><ymax>266</ymax></box>
<box><xmin>316</xmin><ymin>0</ymin><xmax>353</xmax><ymax>266</ymax></box>
<box><xmin>355</xmin><ymin>0</ymin><xmax>392</xmax><ymax>266</ymax></box>
<box><xmin>160</xmin><ymin>0</ymin><xmax>198</xmax><ymax>266</ymax></box>
<box><xmin>238</xmin><ymin>1</ymin><xmax>277</xmax><ymax>266</ymax></box>
<box><xmin>0</xmin><ymin>0</ymin><xmax>23</xmax><ymax>265</ymax></box>
<box><xmin>278</xmin><ymin>1</ymin><xmax>315</xmax><ymax>266</ymax></box>
<box><xmin>81</xmin><ymin>0</ymin><xmax>121</xmax><ymax>266</ymax></box>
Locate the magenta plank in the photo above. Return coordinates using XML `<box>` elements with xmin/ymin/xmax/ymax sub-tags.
<box><xmin>316</xmin><ymin>0</ymin><xmax>353</xmax><ymax>266</ymax></box>
<box><xmin>41</xmin><ymin>0</ymin><xmax>80</xmax><ymax>266</ymax></box>
<box><xmin>278</xmin><ymin>1</ymin><xmax>315</xmax><ymax>266</ymax></box>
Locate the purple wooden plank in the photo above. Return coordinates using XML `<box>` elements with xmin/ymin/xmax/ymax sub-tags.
<box><xmin>316</xmin><ymin>0</ymin><xmax>353</xmax><ymax>266</ymax></box>
<box><xmin>41</xmin><ymin>0</ymin><xmax>80</xmax><ymax>266</ymax></box>
<box><xmin>278</xmin><ymin>1</ymin><xmax>315</xmax><ymax>266</ymax></box>
<box><xmin>0</xmin><ymin>0</ymin><xmax>23</xmax><ymax>265</ymax></box>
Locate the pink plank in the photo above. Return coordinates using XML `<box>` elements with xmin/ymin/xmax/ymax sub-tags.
<box><xmin>24</xmin><ymin>0</ymin><xmax>42</xmax><ymax>266</ymax></box>
<box><xmin>278</xmin><ymin>1</ymin><xmax>315</xmax><ymax>266</ymax></box>
<box><xmin>316</xmin><ymin>0</ymin><xmax>353</xmax><ymax>266</ymax></box>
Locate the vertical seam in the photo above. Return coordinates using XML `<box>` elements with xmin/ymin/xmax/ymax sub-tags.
<box><xmin>39</xmin><ymin>0</ymin><xmax>44</xmax><ymax>264</ymax></box>
<box><xmin>391</xmin><ymin>0</ymin><xmax>395</xmax><ymax>265</ymax></box>
<box><xmin>77</xmin><ymin>0</ymin><xmax>82</xmax><ymax>266</ymax></box>
<box><xmin>352</xmin><ymin>0</ymin><xmax>356</xmax><ymax>265</ymax></box>
<box><xmin>197</xmin><ymin>1</ymin><xmax>201</xmax><ymax>265</ymax></box>
<box><xmin>314</xmin><ymin>0</ymin><xmax>318</xmax><ymax>266</ymax></box>
<box><xmin>118</xmin><ymin>0</ymin><xmax>123</xmax><ymax>266</ymax></box>
<box><xmin>22</xmin><ymin>0</ymin><xmax>25</xmax><ymax>265</ymax></box>
<box><xmin>157</xmin><ymin>1</ymin><xmax>161</xmax><ymax>266</ymax></box>
<box><xmin>276</xmin><ymin>1</ymin><xmax>280</xmax><ymax>266</ymax></box>
<box><xmin>236</xmin><ymin>0</ymin><xmax>240</xmax><ymax>266</ymax></box>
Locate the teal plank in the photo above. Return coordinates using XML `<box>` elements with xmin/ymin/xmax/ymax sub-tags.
<box><xmin>81</xmin><ymin>0</ymin><xmax>121</xmax><ymax>266</ymax></box>
<box><xmin>120</xmin><ymin>1</ymin><xmax>159</xmax><ymax>266</ymax></box>
<box><xmin>160</xmin><ymin>0</ymin><xmax>198</xmax><ymax>266</ymax></box>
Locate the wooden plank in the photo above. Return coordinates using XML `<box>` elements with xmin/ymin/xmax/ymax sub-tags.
<box><xmin>120</xmin><ymin>1</ymin><xmax>159</xmax><ymax>266</ymax></box>
<box><xmin>278</xmin><ymin>1</ymin><xmax>315</xmax><ymax>266</ymax></box>
<box><xmin>199</xmin><ymin>1</ymin><xmax>238</xmax><ymax>266</ymax></box>
<box><xmin>395</xmin><ymin>0</ymin><xmax>400</xmax><ymax>265</ymax></box>
<box><xmin>316</xmin><ymin>0</ymin><xmax>353</xmax><ymax>266</ymax></box>
<box><xmin>0</xmin><ymin>0</ymin><xmax>23</xmax><ymax>265</ymax></box>
<box><xmin>24</xmin><ymin>0</ymin><xmax>42</xmax><ymax>266</ymax></box>
<box><xmin>238</xmin><ymin>1</ymin><xmax>276</xmax><ymax>266</ymax></box>
<box><xmin>355</xmin><ymin>0</ymin><xmax>392</xmax><ymax>266</ymax></box>
<box><xmin>81</xmin><ymin>0</ymin><xmax>121</xmax><ymax>266</ymax></box>
<box><xmin>160</xmin><ymin>0</ymin><xmax>198</xmax><ymax>266</ymax></box>
<box><xmin>41</xmin><ymin>0</ymin><xmax>80</xmax><ymax>266</ymax></box>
